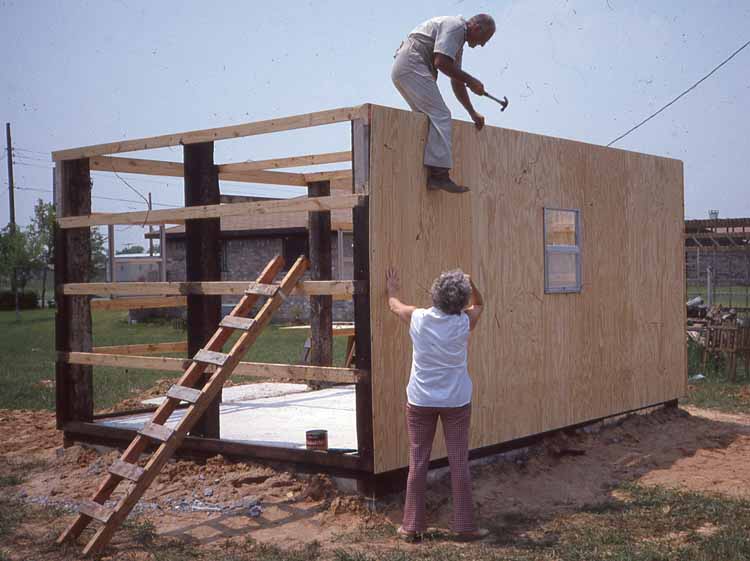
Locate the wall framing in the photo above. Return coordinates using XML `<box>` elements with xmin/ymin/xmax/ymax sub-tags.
<box><xmin>53</xmin><ymin>103</ymin><xmax>685</xmax><ymax>488</ymax></box>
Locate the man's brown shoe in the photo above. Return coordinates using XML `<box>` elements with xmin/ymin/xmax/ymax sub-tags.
<box><xmin>426</xmin><ymin>168</ymin><xmax>470</xmax><ymax>193</ymax></box>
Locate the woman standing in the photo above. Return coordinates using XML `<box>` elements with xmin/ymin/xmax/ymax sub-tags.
<box><xmin>386</xmin><ymin>267</ymin><xmax>488</xmax><ymax>541</ymax></box>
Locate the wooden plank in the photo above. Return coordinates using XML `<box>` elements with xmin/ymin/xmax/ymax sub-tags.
<box><xmin>366</xmin><ymin>104</ymin><xmax>685</xmax><ymax>474</ymax></box>
<box><xmin>352</xmin><ymin>118</ymin><xmax>370</xmax><ymax>194</ymax></box>
<box><xmin>52</xmin><ymin>105</ymin><xmax>367</xmax><ymax>161</ymax></box>
<box><xmin>90</xmin><ymin>156</ymin><xmax>183</xmax><ymax>177</ymax></box>
<box><xmin>308</xmin><ymin>180</ymin><xmax>333</xmax><ymax>368</ymax></box>
<box><xmin>91</xmin><ymin>296</ymin><xmax>187</xmax><ymax>311</ymax></box>
<box><xmin>57</xmin><ymin>194</ymin><xmax>365</xmax><ymax>228</ymax></box>
<box><xmin>78</xmin><ymin>500</ymin><xmax>113</xmax><ymax>524</ymax></box>
<box><xmin>61</xmin><ymin>352</ymin><xmax>368</xmax><ymax>383</ymax></box>
<box><xmin>244</xmin><ymin>282</ymin><xmax>279</xmax><ymax>296</ymax></box>
<box><xmin>64</xmin><ymin>421</ymin><xmax>368</xmax><ymax>472</ymax></box>
<box><xmin>218</xmin><ymin>151</ymin><xmax>351</xmax><ymax>172</ymax></box>
<box><xmin>92</xmin><ymin>341</ymin><xmax>187</xmax><ymax>355</ymax></box>
<box><xmin>166</xmin><ymin>385</ymin><xmax>202</xmax><ymax>404</ymax></box>
<box><xmin>219</xmin><ymin>316</ymin><xmax>256</xmax><ymax>331</ymax></box>
<box><xmin>303</xmin><ymin>169</ymin><xmax>353</xmax><ymax>183</ymax></box>
<box><xmin>64</xmin><ymin>280</ymin><xmax>363</xmax><ymax>297</ymax></box>
<box><xmin>108</xmin><ymin>459</ymin><xmax>145</xmax><ymax>482</ymax></box>
<box><xmin>193</xmin><ymin>349</ymin><xmax>230</xmax><ymax>367</ymax></box>
<box><xmin>219</xmin><ymin>169</ymin><xmax>307</xmax><ymax>186</ymax></box>
<box><xmin>138</xmin><ymin>422</ymin><xmax>174</xmax><ymax>442</ymax></box>
<box><xmin>54</xmin><ymin>158</ymin><xmax>93</xmax><ymax>429</ymax></box>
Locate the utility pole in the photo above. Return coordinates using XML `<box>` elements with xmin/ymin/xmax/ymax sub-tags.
<box><xmin>6</xmin><ymin>122</ymin><xmax>19</xmax><ymax>320</ymax></box>
<box><xmin>148</xmin><ymin>192</ymin><xmax>154</xmax><ymax>256</ymax></box>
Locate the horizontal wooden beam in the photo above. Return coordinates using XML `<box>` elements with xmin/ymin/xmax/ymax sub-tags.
<box><xmin>91</xmin><ymin>296</ymin><xmax>187</xmax><ymax>311</ymax></box>
<box><xmin>219</xmin><ymin>151</ymin><xmax>352</xmax><ymax>172</ymax></box>
<box><xmin>93</xmin><ymin>156</ymin><xmax>308</xmax><ymax>186</ymax></box>
<box><xmin>303</xmin><ymin>169</ymin><xmax>353</xmax><ymax>183</ymax></box>
<box><xmin>61</xmin><ymin>352</ymin><xmax>368</xmax><ymax>384</ymax></box>
<box><xmin>91</xmin><ymin>341</ymin><xmax>187</xmax><ymax>355</ymax></box>
<box><xmin>57</xmin><ymin>194</ymin><xmax>365</xmax><ymax>228</ymax></box>
<box><xmin>219</xmin><ymin>169</ymin><xmax>307</xmax><ymax>186</ymax></box>
<box><xmin>90</xmin><ymin>156</ymin><xmax>183</xmax><ymax>177</ymax></box>
<box><xmin>52</xmin><ymin>105</ymin><xmax>368</xmax><ymax>161</ymax></box>
<box><xmin>64</xmin><ymin>280</ymin><xmax>364</xmax><ymax>298</ymax></box>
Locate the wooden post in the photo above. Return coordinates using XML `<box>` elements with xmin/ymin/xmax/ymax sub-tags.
<box><xmin>183</xmin><ymin>142</ymin><xmax>221</xmax><ymax>438</ymax></box>
<box><xmin>353</xmin><ymin>200</ymin><xmax>374</xmax><ymax>475</ymax></box>
<box><xmin>107</xmin><ymin>224</ymin><xmax>115</xmax><ymax>282</ymax></box>
<box><xmin>54</xmin><ymin>159</ymin><xmax>93</xmax><ymax>429</ymax></box>
<box><xmin>308</xmin><ymin>180</ymin><xmax>333</xmax><ymax>367</ymax></box>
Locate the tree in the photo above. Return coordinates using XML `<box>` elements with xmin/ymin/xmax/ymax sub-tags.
<box><xmin>29</xmin><ymin>199</ymin><xmax>55</xmax><ymax>307</ymax></box>
<box><xmin>0</xmin><ymin>224</ymin><xmax>43</xmax><ymax>318</ymax></box>
<box><xmin>90</xmin><ymin>228</ymin><xmax>107</xmax><ymax>281</ymax></box>
<box><xmin>117</xmin><ymin>245</ymin><xmax>146</xmax><ymax>255</ymax></box>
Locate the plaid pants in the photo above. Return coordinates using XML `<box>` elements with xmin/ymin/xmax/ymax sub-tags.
<box><xmin>402</xmin><ymin>402</ymin><xmax>475</xmax><ymax>533</ymax></box>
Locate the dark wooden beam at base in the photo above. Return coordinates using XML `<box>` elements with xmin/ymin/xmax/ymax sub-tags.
<box><xmin>184</xmin><ymin>142</ymin><xmax>222</xmax><ymax>439</ymax></box>
<box><xmin>54</xmin><ymin>158</ymin><xmax>93</xmax><ymax>429</ymax></box>
<box><xmin>63</xmin><ymin>421</ymin><xmax>367</xmax><ymax>475</ymax></box>
<box><xmin>358</xmin><ymin>398</ymin><xmax>683</xmax><ymax>497</ymax></box>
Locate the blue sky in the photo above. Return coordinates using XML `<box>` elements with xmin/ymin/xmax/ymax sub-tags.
<box><xmin>1</xmin><ymin>0</ymin><xmax>748</xmax><ymax>249</ymax></box>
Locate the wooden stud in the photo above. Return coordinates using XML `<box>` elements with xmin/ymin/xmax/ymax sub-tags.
<box><xmin>92</xmin><ymin>341</ymin><xmax>187</xmax><ymax>355</ymax></box>
<box><xmin>308</xmin><ymin>180</ymin><xmax>333</xmax><ymax>368</ymax></box>
<box><xmin>184</xmin><ymin>141</ymin><xmax>222</xmax><ymax>439</ymax></box>
<box><xmin>108</xmin><ymin>459</ymin><xmax>145</xmax><ymax>482</ymax></box>
<box><xmin>243</xmin><ymin>282</ymin><xmax>279</xmax><ymax>296</ymax></box>
<box><xmin>166</xmin><ymin>385</ymin><xmax>202</xmax><ymax>404</ymax></box>
<box><xmin>78</xmin><ymin>501</ymin><xmax>113</xmax><ymax>524</ymax></box>
<box><xmin>54</xmin><ymin>159</ymin><xmax>93</xmax><ymax>429</ymax></box>
<box><xmin>52</xmin><ymin>105</ymin><xmax>367</xmax><ymax>161</ymax></box>
<box><xmin>219</xmin><ymin>316</ymin><xmax>256</xmax><ymax>331</ymax></box>
<box><xmin>138</xmin><ymin>422</ymin><xmax>174</xmax><ymax>442</ymax></box>
<box><xmin>57</xmin><ymin>194</ymin><xmax>366</xmax><ymax>229</ymax></box>
<box><xmin>193</xmin><ymin>349</ymin><xmax>230</xmax><ymax>367</ymax></box>
<box><xmin>219</xmin><ymin>151</ymin><xmax>352</xmax><ymax>172</ymax></box>
<box><xmin>62</xmin><ymin>351</ymin><xmax>368</xmax><ymax>383</ymax></box>
<box><xmin>65</xmin><ymin>280</ymin><xmax>364</xmax><ymax>297</ymax></box>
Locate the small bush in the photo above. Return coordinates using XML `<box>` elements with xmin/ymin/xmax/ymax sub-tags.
<box><xmin>0</xmin><ymin>290</ymin><xmax>38</xmax><ymax>310</ymax></box>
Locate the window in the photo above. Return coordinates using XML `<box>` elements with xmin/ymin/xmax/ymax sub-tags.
<box><xmin>282</xmin><ymin>236</ymin><xmax>309</xmax><ymax>268</ymax></box>
<box><xmin>544</xmin><ymin>208</ymin><xmax>581</xmax><ymax>293</ymax></box>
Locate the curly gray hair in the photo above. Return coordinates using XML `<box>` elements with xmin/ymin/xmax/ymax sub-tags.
<box><xmin>431</xmin><ymin>269</ymin><xmax>471</xmax><ymax>315</ymax></box>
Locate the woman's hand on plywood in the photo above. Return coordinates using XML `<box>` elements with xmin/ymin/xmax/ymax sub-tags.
<box><xmin>386</xmin><ymin>267</ymin><xmax>416</xmax><ymax>325</ymax></box>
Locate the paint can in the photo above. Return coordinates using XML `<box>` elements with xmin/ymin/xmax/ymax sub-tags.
<box><xmin>306</xmin><ymin>429</ymin><xmax>328</xmax><ymax>451</ymax></box>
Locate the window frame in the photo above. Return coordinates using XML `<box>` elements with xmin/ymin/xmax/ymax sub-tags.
<box><xmin>543</xmin><ymin>207</ymin><xmax>582</xmax><ymax>294</ymax></box>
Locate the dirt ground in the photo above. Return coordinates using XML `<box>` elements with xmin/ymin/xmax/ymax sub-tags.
<box><xmin>1</xmin><ymin>403</ymin><xmax>749</xmax><ymax>559</ymax></box>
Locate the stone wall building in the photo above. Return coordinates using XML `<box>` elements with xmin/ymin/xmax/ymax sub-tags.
<box><xmin>152</xmin><ymin>193</ymin><xmax>355</xmax><ymax>324</ymax></box>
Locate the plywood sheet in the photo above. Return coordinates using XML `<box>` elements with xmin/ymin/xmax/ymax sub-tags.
<box><xmin>368</xmin><ymin>105</ymin><xmax>685</xmax><ymax>474</ymax></box>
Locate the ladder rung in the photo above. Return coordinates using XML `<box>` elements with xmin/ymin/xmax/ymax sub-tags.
<box><xmin>78</xmin><ymin>500</ymin><xmax>113</xmax><ymax>523</ymax></box>
<box><xmin>244</xmin><ymin>282</ymin><xmax>279</xmax><ymax>296</ymax></box>
<box><xmin>193</xmin><ymin>349</ymin><xmax>230</xmax><ymax>367</ymax></box>
<box><xmin>108</xmin><ymin>459</ymin><xmax>145</xmax><ymax>482</ymax></box>
<box><xmin>166</xmin><ymin>384</ymin><xmax>202</xmax><ymax>404</ymax></box>
<box><xmin>219</xmin><ymin>316</ymin><xmax>257</xmax><ymax>331</ymax></box>
<box><xmin>139</xmin><ymin>422</ymin><xmax>174</xmax><ymax>443</ymax></box>
<box><xmin>275</xmin><ymin>287</ymin><xmax>288</xmax><ymax>301</ymax></box>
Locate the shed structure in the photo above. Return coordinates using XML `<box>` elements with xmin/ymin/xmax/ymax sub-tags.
<box><xmin>53</xmin><ymin>103</ymin><xmax>686</xmax><ymax>497</ymax></box>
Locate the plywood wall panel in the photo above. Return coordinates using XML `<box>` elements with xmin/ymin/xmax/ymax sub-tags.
<box><xmin>368</xmin><ymin>105</ymin><xmax>685</xmax><ymax>474</ymax></box>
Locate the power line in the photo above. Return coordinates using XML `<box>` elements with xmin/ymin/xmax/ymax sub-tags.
<box><xmin>608</xmin><ymin>37</ymin><xmax>750</xmax><ymax>147</ymax></box>
<box><xmin>14</xmin><ymin>184</ymin><xmax>180</xmax><ymax>207</ymax></box>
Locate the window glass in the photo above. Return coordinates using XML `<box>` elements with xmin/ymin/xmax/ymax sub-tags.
<box><xmin>544</xmin><ymin>209</ymin><xmax>577</xmax><ymax>246</ymax></box>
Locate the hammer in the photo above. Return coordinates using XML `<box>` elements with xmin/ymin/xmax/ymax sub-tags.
<box><xmin>484</xmin><ymin>92</ymin><xmax>509</xmax><ymax>112</ymax></box>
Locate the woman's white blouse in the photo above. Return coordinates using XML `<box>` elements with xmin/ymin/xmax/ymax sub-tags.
<box><xmin>406</xmin><ymin>307</ymin><xmax>472</xmax><ymax>407</ymax></box>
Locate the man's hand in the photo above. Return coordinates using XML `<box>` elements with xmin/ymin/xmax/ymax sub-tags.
<box><xmin>466</xmin><ymin>77</ymin><xmax>485</xmax><ymax>96</ymax></box>
<box><xmin>386</xmin><ymin>267</ymin><xmax>401</xmax><ymax>296</ymax></box>
<box><xmin>470</xmin><ymin>112</ymin><xmax>485</xmax><ymax>130</ymax></box>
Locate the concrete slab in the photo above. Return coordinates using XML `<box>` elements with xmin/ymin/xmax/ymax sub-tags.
<box><xmin>101</xmin><ymin>385</ymin><xmax>357</xmax><ymax>450</ymax></box>
<box><xmin>141</xmin><ymin>383</ymin><xmax>310</xmax><ymax>406</ymax></box>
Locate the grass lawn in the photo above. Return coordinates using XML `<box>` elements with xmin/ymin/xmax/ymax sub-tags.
<box><xmin>0</xmin><ymin>308</ymin><xmax>350</xmax><ymax>411</ymax></box>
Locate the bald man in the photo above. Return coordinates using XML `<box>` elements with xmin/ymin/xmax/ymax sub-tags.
<box><xmin>392</xmin><ymin>14</ymin><xmax>495</xmax><ymax>193</ymax></box>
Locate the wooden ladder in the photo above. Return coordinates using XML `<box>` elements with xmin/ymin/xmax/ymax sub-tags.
<box><xmin>57</xmin><ymin>254</ymin><xmax>309</xmax><ymax>556</ymax></box>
